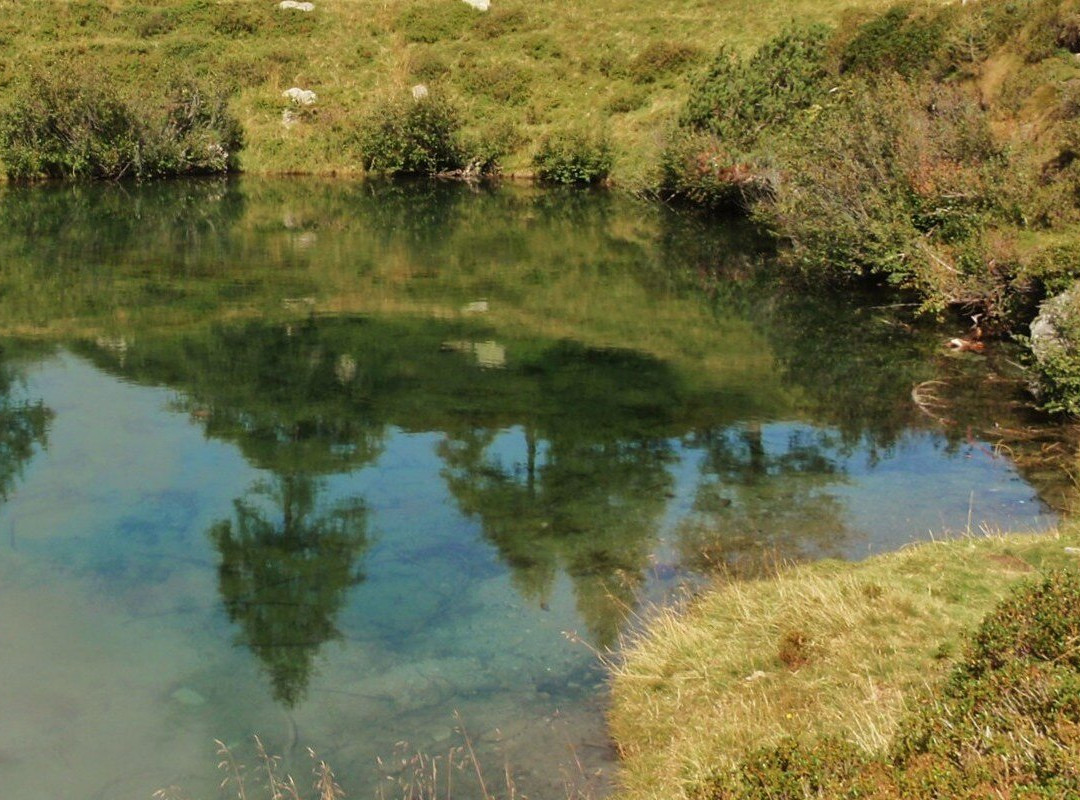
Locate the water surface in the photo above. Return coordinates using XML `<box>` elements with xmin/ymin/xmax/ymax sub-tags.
<box><xmin>0</xmin><ymin>179</ymin><xmax>1063</xmax><ymax>799</ymax></box>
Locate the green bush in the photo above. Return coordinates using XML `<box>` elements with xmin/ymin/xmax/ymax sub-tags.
<box><xmin>532</xmin><ymin>131</ymin><xmax>613</xmax><ymax>185</ymax></box>
<box><xmin>0</xmin><ymin>74</ymin><xmax>243</xmax><ymax>180</ymax></box>
<box><xmin>682</xmin><ymin>24</ymin><xmax>832</xmax><ymax>149</ymax></box>
<box><xmin>356</xmin><ymin>94</ymin><xmax>470</xmax><ymax>176</ymax></box>
<box><xmin>892</xmin><ymin>570</ymin><xmax>1080</xmax><ymax>793</ymax></box>
<box><xmin>839</xmin><ymin>5</ymin><xmax>950</xmax><ymax>78</ymax></box>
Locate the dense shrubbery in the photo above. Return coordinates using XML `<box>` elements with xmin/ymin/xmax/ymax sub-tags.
<box><xmin>681</xmin><ymin>24</ymin><xmax>831</xmax><ymax>148</ymax></box>
<box><xmin>658</xmin><ymin>131</ymin><xmax>774</xmax><ymax>211</ymax></box>
<box><xmin>0</xmin><ymin>74</ymin><xmax>243</xmax><ymax>180</ymax></box>
<box><xmin>663</xmin><ymin>0</ymin><xmax>1080</xmax><ymax>343</ymax></box>
<box><xmin>532</xmin><ymin>131</ymin><xmax>613</xmax><ymax>185</ymax></box>
<box><xmin>357</xmin><ymin>94</ymin><xmax>465</xmax><ymax>175</ymax></box>
<box><xmin>706</xmin><ymin>569</ymin><xmax>1080</xmax><ymax>799</ymax></box>
<box><xmin>659</xmin><ymin>24</ymin><xmax>829</xmax><ymax>209</ymax></box>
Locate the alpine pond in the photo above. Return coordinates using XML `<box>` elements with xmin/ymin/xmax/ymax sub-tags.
<box><xmin>0</xmin><ymin>178</ymin><xmax>1063</xmax><ymax>799</ymax></box>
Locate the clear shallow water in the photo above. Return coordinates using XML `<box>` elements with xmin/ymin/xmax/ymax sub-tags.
<box><xmin>0</xmin><ymin>179</ymin><xmax>1064</xmax><ymax>799</ymax></box>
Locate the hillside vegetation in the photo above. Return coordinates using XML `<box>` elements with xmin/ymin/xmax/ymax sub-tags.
<box><xmin>0</xmin><ymin>0</ymin><xmax>914</xmax><ymax>180</ymax></box>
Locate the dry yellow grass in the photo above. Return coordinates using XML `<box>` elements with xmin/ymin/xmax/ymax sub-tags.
<box><xmin>608</xmin><ymin>525</ymin><xmax>1080</xmax><ymax>800</ymax></box>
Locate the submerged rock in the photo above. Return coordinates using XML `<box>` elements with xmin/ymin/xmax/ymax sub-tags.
<box><xmin>170</xmin><ymin>687</ymin><xmax>206</xmax><ymax>707</ymax></box>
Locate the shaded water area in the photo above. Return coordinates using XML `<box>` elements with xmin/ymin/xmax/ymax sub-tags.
<box><xmin>0</xmin><ymin>178</ymin><xmax>1071</xmax><ymax>799</ymax></box>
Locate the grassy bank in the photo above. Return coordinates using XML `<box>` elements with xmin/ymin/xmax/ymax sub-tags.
<box><xmin>0</xmin><ymin>0</ymin><xmax>911</xmax><ymax>181</ymax></box>
<box><xmin>609</xmin><ymin>526</ymin><xmax>1080</xmax><ymax>799</ymax></box>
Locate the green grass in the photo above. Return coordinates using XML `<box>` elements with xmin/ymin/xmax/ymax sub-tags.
<box><xmin>0</xmin><ymin>0</ymin><xmax>920</xmax><ymax>182</ymax></box>
<box><xmin>608</xmin><ymin>525</ymin><xmax>1080</xmax><ymax>800</ymax></box>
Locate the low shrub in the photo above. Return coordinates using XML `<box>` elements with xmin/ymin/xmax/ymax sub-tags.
<box><xmin>459</xmin><ymin>60</ymin><xmax>531</xmax><ymax>105</ymax></box>
<box><xmin>839</xmin><ymin>4</ymin><xmax>950</xmax><ymax>78</ymax></box>
<box><xmin>0</xmin><ymin>73</ymin><xmax>243</xmax><ymax>180</ymax></box>
<box><xmin>409</xmin><ymin>48</ymin><xmax>451</xmax><ymax>83</ymax></box>
<box><xmin>607</xmin><ymin>87</ymin><xmax>649</xmax><ymax>114</ymax></box>
<box><xmin>628</xmin><ymin>41</ymin><xmax>700</xmax><ymax>84</ymax></box>
<box><xmin>397</xmin><ymin>2</ymin><xmax>480</xmax><ymax>43</ymax></box>
<box><xmin>356</xmin><ymin>93</ymin><xmax>506</xmax><ymax>176</ymax></box>
<box><xmin>715</xmin><ymin>737</ymin><xmax>868</xmax><ymax>800</ymax></box>
<box><xmin>681</xmin><ymin>24</ymin><xmax>832</xmax><ymax>149</ymax></box>
<box><xmin>658</xmin><ymin>130</ymin><xmax>775</xmax><ymax>211</ymax></box>
<box><xmin>472</xmin><ymin>7</ymin><xmax>533</xmax><ymax>39</ymax></box>
<box><xmin>892</xmin><ymin>570</ymin><xmax>1080</xmax><ymax>793</ymax></box>
<box><xmin>532</xmin><ymin>131</ymin><xmax>613</xmax><ymax>185</ymax></box>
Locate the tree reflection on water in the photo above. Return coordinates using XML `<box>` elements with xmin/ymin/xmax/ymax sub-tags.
<box><xmin>211</xmin><ymin>474</ymin><xmax>369</xmax><ymax>707</ymax></box>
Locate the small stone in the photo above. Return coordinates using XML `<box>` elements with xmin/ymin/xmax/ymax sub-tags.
<box><xmin>171</xmin><ymin>687</ymin><xmax>206</xmax><ymax>707</ymax></box>
<box><xmin>411</xmin><ymin>84</ymin><xmax>429</xmax><ymax>101</ymax></box>
<box><xmin>1065</xmin><ymin>547</ymin><xmax>1080</xmax><ymax>555</ymax></box>
<box><xmin>281</xmin><ymin>109</ymin><xmax>298</xmax><ymax>128</ymax></box>
<box><xmin>461</xmin><ymin>0</ymin><xmax>490</xmax><ymax>9</ymax></box>
<box><xmin>279</xmin><ymin>1</ymin><xmax>315</xmax><ymax>10</ymax></box>
<box><xmin>282</xmin><ymin>87</ymin><xmax>317</xmax><ymax>106</ymax></box>
<box><xmin>462</xmin><ymin>300</ymin><xmax>489</xmax><ymax>314</ymax></box>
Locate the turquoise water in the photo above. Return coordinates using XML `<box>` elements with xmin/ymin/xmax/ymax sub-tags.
<box><xmin>0</xmin><ymin>179</ymin><xmax>1062</xmax><ymax>799</ymax></box>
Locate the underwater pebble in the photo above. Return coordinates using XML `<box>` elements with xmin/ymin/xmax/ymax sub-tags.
<box><xmin>170</xmin><ymin>687</ymin><xmax>206</xmax><ymax>707</ymax></box>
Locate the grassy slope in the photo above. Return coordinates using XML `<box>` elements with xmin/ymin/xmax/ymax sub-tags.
<box><xmin>0</xmin><ymin>0</ymin><xmax>910</xmax><ymax>181</ymax></box>
<box><xmin>608</xmin><ymin>526</ymin><xmax>1080</xmax><ymax>800</ymax></box>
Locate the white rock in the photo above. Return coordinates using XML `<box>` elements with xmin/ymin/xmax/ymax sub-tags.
<box><xmin>461</xmin><ymin>0</ymin><xmax>490</xmax><ymax>9</ymax></box>
<box><xmin>279</xmin><ymin>1</ymin><xmax>315</xmax><ymax>10</ymax></box>
<box><xmin>462</xmin><ymin>300</ymin><xmax>489</xmax><ymax>314</ymax></box>
<box><xmin>282</xmin><ymin>87</ymin><xmax>317</xmax><ymax>105</ymax></box>
<box><xmin>281</xmin><ymin>108</ymin><xmax>298</xmax><ymax>128</ymax></box>
<box><xmin>411</xmin><ymin>83</ymin><xmax>429</xmax><ymax>101</ymax></box>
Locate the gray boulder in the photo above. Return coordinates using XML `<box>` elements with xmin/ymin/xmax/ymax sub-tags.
<box><xmin>1028</xmin><ymin>283</ymin><xmax>1080</xmax><ymax>414</ymax></box>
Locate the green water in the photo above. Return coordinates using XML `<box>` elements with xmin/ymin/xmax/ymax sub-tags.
<box><xmin>0</xmin><ymin>179</ymin><xmax>1064</xmax><ymax>799</ymax></box>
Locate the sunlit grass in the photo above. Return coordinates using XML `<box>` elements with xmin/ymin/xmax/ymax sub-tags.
<box><xmin>608</xmin><ymin>524</ymin><xmax>1080</xmax><ymax>800</ymax></box>
<box><xmin>0</xmin><ymin>0</ymin><xmax>931</xmax><ymax>181</ymax></box>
